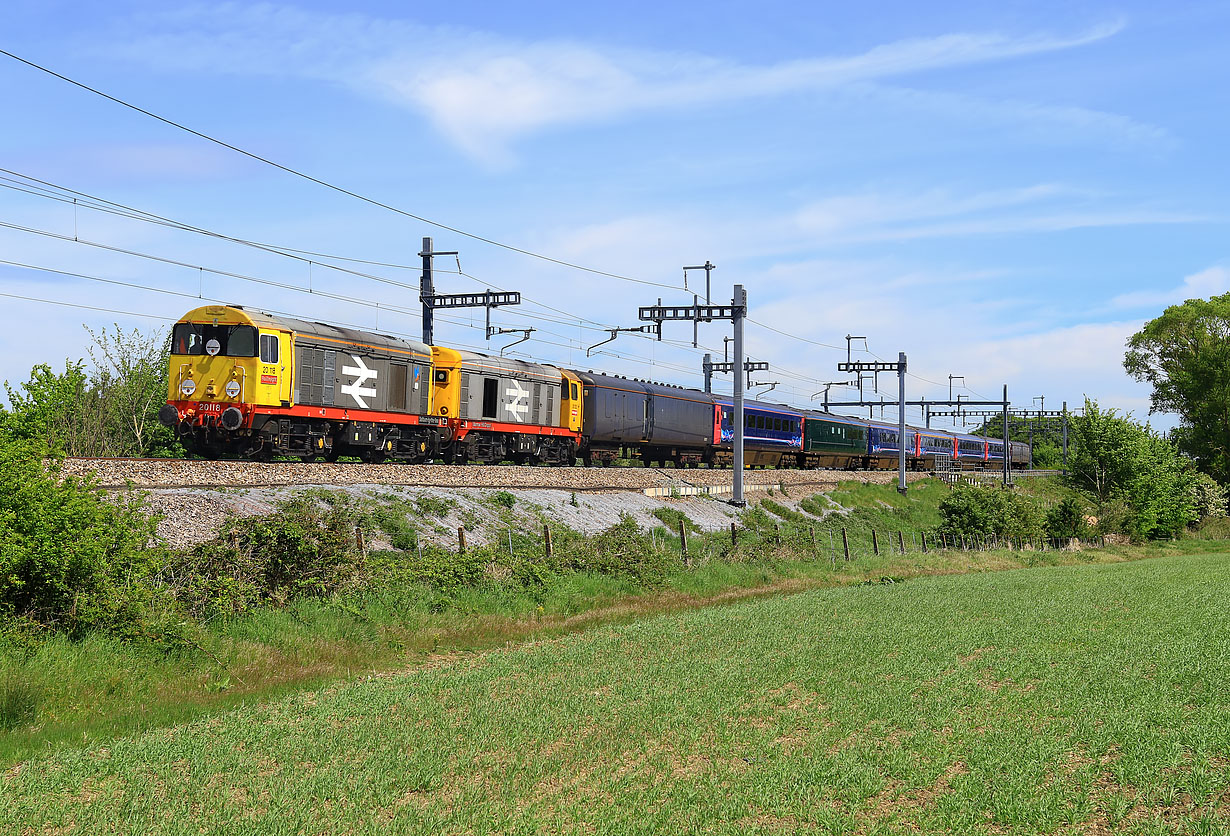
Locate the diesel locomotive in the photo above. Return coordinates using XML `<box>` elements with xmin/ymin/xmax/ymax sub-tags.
<box><xmin>159</xmin><ymin>304</ymin><xmax>1030</xmax><ymax>469</ymax></box>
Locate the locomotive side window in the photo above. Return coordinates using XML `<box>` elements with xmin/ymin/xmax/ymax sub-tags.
<box><xmin>482</xmin><ymin>378</ymin><xmax>498</xmax><ymax>419</ymax></box>
<box><xmin>259</xmin><ymin>334</ymin><xmax>279</xmax><ymax>363</ymax></box>
<box><xmin>389</xmin><ymin>363</ymin><xmax>408</xmax><ymax>411</ymax></box>
<box><xmin>571</xmin><ymin>383</ymin><xmax>579</xmax><ymax>400</ymax></box>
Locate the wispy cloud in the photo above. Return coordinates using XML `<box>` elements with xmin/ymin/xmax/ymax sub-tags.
<box><xmin>98</xmin><ymin>4</ymin><xmax>1133</xmax><ymax>163</ymax></box>
<box><xmin>1109</xmin><ymin>265</ymin><xmax>1230</xmax><ymax>310</ymax></box>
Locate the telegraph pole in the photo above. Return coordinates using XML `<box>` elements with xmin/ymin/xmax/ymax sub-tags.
<box><xmin>732</xmin><ymin>285</ymin><xmax>746</xmax><ymax>504</ymax></box>
<box><xmin>419</xmin><ymin>238</ymin><xmax>522</xmax><ymax>346</ymax></box>
<box><xmin>839</xmin><ymin>353</ymin><xmax>908</xmax><ymax>495</ymax></box>
<box><xmin>1062</xmin><ymin>401</ymin><xmax>1069</xmax><ymax>474</ymax></box>
<box><xmin>640</xmin><ymin>285</ymin><xmax>747</xmax><ymax>505</ymax></box>
<box><xmin>898</xmin><ymin>353</ymin><xmax>907</xmax><ymax>494</ymax></box>
<box><xmin>1002</xmin><ymin>385</ymin><xmax>1010</xmax><ymax>488</ymax></box>
<box><xmin>419</xmin><ymin>237</ymin><xmax>457</xmax><ymax>345</ymax></box>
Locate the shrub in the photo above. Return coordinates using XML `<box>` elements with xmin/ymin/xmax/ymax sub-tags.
<box><xmin>938</xmin><ymin>487</ymin><xmax>1043</xmax><ymax>541</ymax></box>
<box><xmin>1045</xmin><ymin>495</ymin><xmax>1090</xmax><ymax>539</ymax></box>
<box><xmin>562</xmin><ymin>514</ymin><xmax>676</xmax><ymax>585</ymax></box>
<box><xmin>0</xmin><ymin>432</ymin><xmax>161</xmax><ymax>636</ymax></box>
<box><xmin>165</xmin><ymin>497</ymin><xmax>365</xmax><ymax>620</ymax></box>
<box><xmin>1192</xmin><ymin>473</ymin><xmax>1228</xmax><ymax>519</ymax></box>
<box><xmin>651</xmin><ymin>507</ymin><xmax>702</xmax><ymax>534</ymax></box>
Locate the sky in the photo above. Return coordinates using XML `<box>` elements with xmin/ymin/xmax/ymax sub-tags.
<box><xmin>2</xmin><ymin>0</ymin><xmax>1228</xmax><ymax>434</ymax></box>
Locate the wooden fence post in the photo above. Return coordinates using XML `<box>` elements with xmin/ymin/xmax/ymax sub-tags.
<box><xmin>898</xmin><ymin>531</ymin><xmax>906</xmax><ymax>554</ymax></box>
<box><xmin>679</xmin><ymin>520</ymin><xmax>690</xmax><ymax>566</ymax></box>
<box><xmin>458</xmin><ymin>526</ymin><xmax>466</xmax><ymax>554</ymax></box>
<box><xmin>355</xmin><ymin>526</ymin><xmax>367</xmax><ymax>563</ymax></box>
<box><xmin>731</xmin><ymin>522</ymin><xmax>738</xmax><ymax>547</ymax></box>
<box><xmin>544</xmin><ymin>524</ymin><xmax>553</xmax><ymax>559</ymax></box>
<box><xmin>921</xmin><ymin>532</ymin><xmax>928</xmax><ymax>554</ymax></box>
<box><xmin>842</xmin><ymin>528</ymin><xmax>850</xmax><ymax>561</ymax></box>
<box><xmin>872</xmin><ymin>530</ymin><xmax>879</xmax><ymax>556</ymax></box>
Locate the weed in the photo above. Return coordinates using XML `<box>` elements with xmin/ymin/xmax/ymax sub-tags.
<box><xmin>413</xmin><ymin>494</ymin><xmax>454</xmax><ymax>518</ymax></box>
<box><xmin>488</xmin><ymin>490</ymin><xmax>516</xmax><ymax>509</ymax></box>
<box><xmin>651</xmin><ymin>507</ymin><xmax>702</xmax><ymax>534</ymax></box>
<box><xmin>0</xmin><ymin>672</ymin><xmax>38</xmax><ymax>731</ymax></box>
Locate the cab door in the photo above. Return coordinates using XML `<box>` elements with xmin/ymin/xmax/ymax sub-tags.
<box><xmin>256</xmin><ymin>330</ymin><xmax>292</xmax><ymax>406</ymax></box>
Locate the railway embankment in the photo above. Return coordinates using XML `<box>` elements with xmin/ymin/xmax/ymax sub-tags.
<box><xmin>70</xmin><ymin>462</ymin><xmax>928</xmax><ymax>549</ymax></box>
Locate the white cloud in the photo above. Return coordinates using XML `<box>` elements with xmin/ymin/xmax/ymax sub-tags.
<box><xmin>1109</xmin><ymin>266</ymin><xmax>1230</xmax><ymax>311</ymax></box>
<box><xmin>98</xmin><ymin>5</ymin><xmax>1136</xmax><ymax>163</ymax></box>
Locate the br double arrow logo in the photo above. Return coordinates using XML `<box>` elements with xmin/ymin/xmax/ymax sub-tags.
<box><xmin>341</xmin><ymin>355</ymin><xmax>378</xmax><ymax>408</ymax></box>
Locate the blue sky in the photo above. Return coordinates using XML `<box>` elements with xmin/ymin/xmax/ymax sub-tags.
<box><xmin>2</xmin><ymin>1</ymin><xmax>1227</xmax><ymax>432</ymax></box>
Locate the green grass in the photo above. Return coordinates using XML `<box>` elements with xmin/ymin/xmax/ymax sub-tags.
<box><xmin>4</xmin><ymin>552</ymin><xmax>1229</xmax><ymax>834</ymax></box>
<box><xmin>1</xmin><ymin>478</ymin><xmax>1221</xmax><ymax>778</ymax></box>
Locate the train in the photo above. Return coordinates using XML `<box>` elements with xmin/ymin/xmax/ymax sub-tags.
<box><xmin>159</xmin><ymin>304</ymin><xmax>1030</xmax><ymax>470</ymax></box>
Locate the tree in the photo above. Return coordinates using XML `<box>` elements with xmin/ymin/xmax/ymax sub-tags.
<box><xmin>86</xmin><ymin>325</ymin><xmax>180</xmax><ymax>457</ymax></box>
<box><xmin>1066</xmin><ymin>399</ymin><xmax>1197</xmax><ymax>539</ymax></box>
<box><xmin>1125</xmin><ymin>294</ymin><xmax>1230</xmax><ymax>483</ymax></box>
<box><xmin>2</xmin><ymin>325</ymin><xmax>180</xmax><ymax>457</ymax></box>
<box><xmin>3</xmin><ymin>361</ymin><xmax>108</xmax><ymax>456</ymax></box>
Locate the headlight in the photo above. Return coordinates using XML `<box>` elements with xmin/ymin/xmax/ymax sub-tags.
<box><xmin>225</xmin><ymin>380</ymin><xmax>241</xmax><ymax>398</ymax></box>
<box><xmin>180</xmin><ymin>378</ymin><xmax>197</xmax><ymax>396</ymax></box>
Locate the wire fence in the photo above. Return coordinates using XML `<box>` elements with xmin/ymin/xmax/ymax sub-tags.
<box><xmin>426</xmin><ymin>518</ymin><xmax>1108</xmax><ymax>569</ymax></box>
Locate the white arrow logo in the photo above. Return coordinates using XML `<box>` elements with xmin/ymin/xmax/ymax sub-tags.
<box><xmin>506</xmin><ymin>380</ymin><xmax>529</xmax><ymax>422</ymax></box>
<box><xmin>340</xmin><ymin>355</ymin><xmax>378</xmax><ymax>408</ymax></box>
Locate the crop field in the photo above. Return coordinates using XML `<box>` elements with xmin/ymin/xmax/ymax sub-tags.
<box><xmin>5</xmin><ymin>552</ymin><xmax>1229</xmax><ymax>835</ymax></box>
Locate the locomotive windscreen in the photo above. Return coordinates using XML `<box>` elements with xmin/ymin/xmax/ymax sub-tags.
<box><xmin>172</xmin><ymin>323</ymin><xmax>258</xmax><ymax>357</ymax></box>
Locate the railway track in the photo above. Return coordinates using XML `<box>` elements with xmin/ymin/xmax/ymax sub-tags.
<box><xmin>59</xmin><ymin>457</ymin><xmax>932</xmax><ymax>491</ymax></box>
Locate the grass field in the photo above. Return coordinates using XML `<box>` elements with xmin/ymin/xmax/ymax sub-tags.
<box><xmin>4</xmin><ymin>551</ymin><xmax>1228</xmax><ymax>835</ymax></box>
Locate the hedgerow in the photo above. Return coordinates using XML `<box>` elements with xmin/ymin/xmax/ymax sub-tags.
<box><xmin>0</xmin><ymin>431</ymin><xmax>161</xmax><ymax>638</ymax></box>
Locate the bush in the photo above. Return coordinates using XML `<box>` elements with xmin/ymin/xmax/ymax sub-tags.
<box><xmin>1067</xmin><ymin>400</ymin><xmax>1197</xmax><ymax>539</ymax></box>
<box><xmin>165</xmin><ymin>497</ymin><xmax>366</xmax><ymax>620</ymax></box>
<box><xmin>1045</xmin><ymin>495</ymin><xmax>1090</xmax><ymax>539</ymax></box>
<box><xmin>938</xmin><ymin>487</ymin><xmax>1043</xmax><ymax>541</ymax></box>
<box><xmin>562</xmin><ymin>514</ymin><xmax>677</xmax><ymax>585</ymax></box>
<box><xmin>0</xmin><ymin>432</ymin><xmax>161</xmax><ymax>637</ymax></box>
<box><xmin>1192</xmin><ymin>473</ymin><xmax>1228</xmax><ymax>519</ymax></box>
